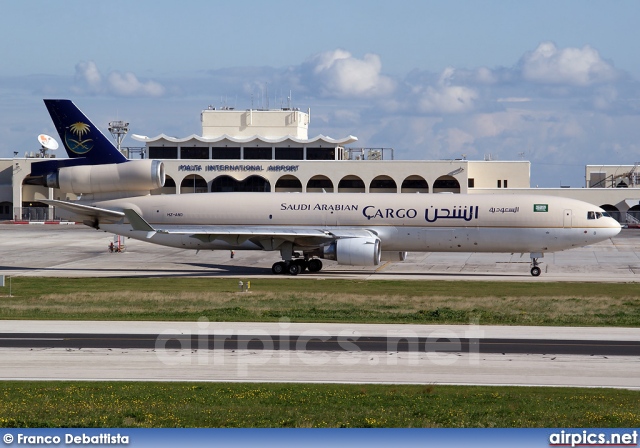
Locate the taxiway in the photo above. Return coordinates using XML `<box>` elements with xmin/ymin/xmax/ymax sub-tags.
<box><xmin>0</xmin><ymin>224</ymin><xmax>639</xmax><ymax>281</ymax></box>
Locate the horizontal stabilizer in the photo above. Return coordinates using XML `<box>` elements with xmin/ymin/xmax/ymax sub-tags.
<box><xmin>42</xmin><ymin>199</ymin><xmax>124</xmax><ymax>222</ymax></box>
<box><xmin>29</xmin><ymin>158</ymin><xmax>89</xmax><ymax>177</ymax></box>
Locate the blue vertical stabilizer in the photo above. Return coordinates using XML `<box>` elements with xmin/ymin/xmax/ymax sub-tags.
<box><xmin>44</xmin><ymin>99</ymin><xmax>128</xmax><ymax>165</ymax></box>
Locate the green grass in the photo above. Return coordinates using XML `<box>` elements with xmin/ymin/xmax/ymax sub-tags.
<box><xmin>0</xmin><ymin>382</ymin><xmax>638</xmax><ymax>428</ymax></box>
<box><xmin>1</xmin><ymin>279</ymin><xmax>639</xmax><ymax>428</ymax></box>
<box><xmin>1</xmin><ymin>277</ymin><xmax>639</xmax><ymax>326</ymax></box>
<box><xmin>6</xmin><ymin>276</ymin><xmax>640</xmax><ymax>297</ymax></box>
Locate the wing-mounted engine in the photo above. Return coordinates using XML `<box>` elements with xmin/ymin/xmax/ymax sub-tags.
<box><xmin>381</xmin><ymin>251</ymin><xmax>408</xmax><ymax>261</ymax></box>
<box><xmin>31</xmin><ymin>159</ymin><xmax>165</xmax><ymax>195</ymax></box>
<box><xmin>320</xmin><ymin>237</ymin><xmax>381</xmax><ymax>266</ymax></box>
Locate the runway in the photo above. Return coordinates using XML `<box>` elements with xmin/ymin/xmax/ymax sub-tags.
<box><xmin>0</xmin><ymin>321</ymin><xmax>638</xmax><ymax>388</ymax></box>
<box><xmin>1</xmin><ymin>333</ymin><xmax>639</xmax><ymax>356</ymax></box>
<box><xmin>1</xmin><ymin>224</ymin><xmax>640</xmax><ymax>281</ymax></box>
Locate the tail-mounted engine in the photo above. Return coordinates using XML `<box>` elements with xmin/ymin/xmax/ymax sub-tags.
<box><xmin>33</xmin><ymin>160</ymin><xmax>165</xmax><ymax>194</ymax></box>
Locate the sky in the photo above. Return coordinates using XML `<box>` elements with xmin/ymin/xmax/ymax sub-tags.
<box><xmin>1</xmin><ymin>0</ymin><xmax>639</xmax><ymax>187</ymax></box>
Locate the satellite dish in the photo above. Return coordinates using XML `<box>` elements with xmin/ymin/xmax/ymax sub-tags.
<box><xmin>38</xmin><ymin>134</ymin><xmax>59</xmax><ymax>150</ymax></box>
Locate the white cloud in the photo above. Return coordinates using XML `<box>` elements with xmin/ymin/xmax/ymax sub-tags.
<box><xmin>520</xmin><ymin>41</ymin><xmax>617</xmax><ymax>86</ymax></box>
<box><xmin>440</xmin><ymin>127</ymin><xmax>476</xmax><ymax>156</ymax></box>
<box><xmin>107</xmin><ymin>71</ymin><xmax>165</xmax><ymax>97</ymax></box>
<box><xmin>72</xmin><ymin>61</ymin><xmax>165</xmax><ymax>97</ymax></box>
<box><xmin>74</xmin><ymin>61</ymin><xmax>102</xmax><ymax>93</ymax></box>
<box><xmin>592</xmin><ymin>86</ymin><xmax>618</xmax><ymax>110</ymax></box>
<box><xmin>417</xmin><ymin>67</ymin><xmax>478</xmax><ymax>114</ymax></box>
<box><xmin>475</xmin><ymin>67</ymin><xmax>497</xmax><ymax>84</ymax></box>
<box><xmin>305</xmin><ymin>49</ymin><xmax>395</xmax><ymax>98</ymax></box>
<box><xmin>497</xmin><ymin>97</ymin><xmax>531</xmax><ymax>103</ymax></box>
<box><xmin>471</xmin><ymin>112</ymin><xmax>519</xmax><ymax>138</ymax></box>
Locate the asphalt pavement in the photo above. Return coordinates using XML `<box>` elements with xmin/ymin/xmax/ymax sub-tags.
<box><xmin>0</xmin><ymin>224</ymin><xmax>639</xmax><ymax>281</ymax></box>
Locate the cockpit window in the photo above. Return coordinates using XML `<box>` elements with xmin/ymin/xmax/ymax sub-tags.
<box><xmin>601</xmin><ymin>211</ymin><xmax>611</xmax><ymax>218</ymax></box>
<box><xmin>596</xmin><ymin>212</ymin><xmax>602</xmax><ymax>219</ymax></box>
<box><xmin>587</xmin><ymin>211</ymin><xmax>595</xmax><ymax>220</ymax></box>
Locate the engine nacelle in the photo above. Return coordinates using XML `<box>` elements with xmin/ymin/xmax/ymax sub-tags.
<box><xmin>380</xmin><ymin>251</ymin><xmax>408</xmax><ymax>262</ymax></box>
<box><xmin>46</xmin><ymin>160</ymin><xmax>165</xmax><ymax>194</ymax></box>
<box><xmin>322</xmin><ymin>237</ymin><xmax>381</xmax><ymax>266</ymax></box>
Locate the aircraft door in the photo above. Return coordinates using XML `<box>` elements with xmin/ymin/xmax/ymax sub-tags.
<box><xmin>322</xmin><ymin>209</ymin><xmax>337</xmax><ymax>227</ymax></box>
<box><xmin>563</xmin><ymin>209</ymin><xmax>572</xmax><ymax>228</ymax></box>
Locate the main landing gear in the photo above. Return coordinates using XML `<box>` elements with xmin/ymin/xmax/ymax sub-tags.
<box><xmin>271</xmin><ymin>258</ymin><xmax>323</xmax><ymax>276</ymax></box>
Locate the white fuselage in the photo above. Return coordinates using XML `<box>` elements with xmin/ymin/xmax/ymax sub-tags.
<box><xmin>78</xmin><ymin>193</ymin><xmax>621</xmax><ymax>254</ymax></box>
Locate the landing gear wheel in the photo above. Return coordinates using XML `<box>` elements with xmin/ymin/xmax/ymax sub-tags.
<box><xmin>294</xmin><ymin>259</ymin><xmax>308</xmax><ymax>273</ymax></box>
<box><xmin>272</xmin><ymin>261</ymin><xmax>286</xmax><ymax>275</ymax></box>
<box><xmin>530</xmin><ymin>266</ymin><xmax>541</xmax><ymax>277</ymax></box>
<box><xmin>308</xmin><ymin>259</ymin><xmax>323</xmax><ymax>272</ymax></box>
<box><xmin>288</xmin><ymin>262</ymin><xmax>301</xmax><ymax>276</ymax></box>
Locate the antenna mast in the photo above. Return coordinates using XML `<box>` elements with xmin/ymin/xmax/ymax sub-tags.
<box><xmin>108</xmin><ymin>120</ymin><xmax>129</xmax><ymax>157</ymax></box>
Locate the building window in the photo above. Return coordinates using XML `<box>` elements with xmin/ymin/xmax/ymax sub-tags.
<box><xmin>212</xmin><ymin>147</ymin><xmax>241</xmax><ymax>160</ymax></box>
<box><xmin>275</xmin><ymin>147</ymin><xmax>303</xmax><ymax>160</ymax></box>
<box><xmin>370</xmin><ymin>176</ymin><xmax>397</xmax><ymax>191</ymax></box>
<box><xmin>244</xmin><ymin>147</ymin><xmax>273</xmax><ymax>160</ymax></box>
<box><xmin>307</xmin><ymin>176</ymin><xmax>334</xmax><ymax>192</ymax></box>
<box><xmin>306</xmin><ymin>148</ymin><xmax>335</xmax><ymax>160</ymax></box>
<box><xmin>275</xmin><ymin>176</ymin><xmax>303</xmax><ymax>191</ymax></box>
<box><xmin>180</xmin><ymin>147</ymin><xmax>209</xmax><ymax>159</ymax></box>
<box><xmin>211</xmin><ymin>175</ymin><xmax>271</xmax><ymax>192</ymax></box>
<box><xmin>338</xmin><ymin>176</ymin><xmax>365</xmax><ymax>192</ymax></box>
<box><xmin>433</xmin><ymin>176</ymin><xmax>461</xmax><ymax>192</ymax></box>
<box><xmin>338</xmin><ymin>179</ymin><xmax>365</xmax><ymax>189</ymax></box>
<box><xmin>401</xmin><ymin>176</ymin><xmax>429</xmax><ymax>193</ymax></box>
<box><xmin>180</xmin><ymin>175</ymin><xmax>208</xmax><ymax>193</ymax></box>
<box><xmin>149</xmin><ymin>146</ymin><xmax>178</xmax><ymax>159</ymax></box>
<box><xmin>0</xmin><ymin>202</ymin><xmax>12</xmax><ymax>219</ymax></box>
<box><xmin>468</xmin><ymin>178</ymin><xmax>475</xmax><ymax>188</ymax></box>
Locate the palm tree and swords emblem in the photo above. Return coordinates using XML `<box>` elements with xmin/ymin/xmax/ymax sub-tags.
<box><xmin>65</xmin><ymin>122</ymin><xmax>93</xmax><ymax>154</ymax></box>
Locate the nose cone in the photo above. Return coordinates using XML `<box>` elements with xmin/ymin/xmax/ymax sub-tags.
<box><xmin>605</xmin><ymin>218</ymin><xmax>622</xmax><ymax>238</ymax></box>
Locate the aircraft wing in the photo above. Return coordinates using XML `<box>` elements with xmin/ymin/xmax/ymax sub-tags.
<box><xmin>42</xmin><ymin>199</ymin><xmax>125</xmax><ymax>223</ymax></box>
<box><xmin>123</xmin><ymin>209</ymin><xmax>373</xmax><ymax>248</ymax></box>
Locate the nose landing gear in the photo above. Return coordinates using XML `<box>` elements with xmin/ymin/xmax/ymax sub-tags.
<box><xmin>530</xmin><ymin>253</ymin><xmax>543</xmax><ymax>276</ymax></box>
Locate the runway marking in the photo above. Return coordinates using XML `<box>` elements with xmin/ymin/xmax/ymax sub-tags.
<box><xmin>375</xmin><ymin>261</ymin><xmax>391</xmax><ymax>272</ymax></box>
<box><xmin>0</xmin><ymin>337</ymin><xmax>64</xmax><ymax>341</ymax></box>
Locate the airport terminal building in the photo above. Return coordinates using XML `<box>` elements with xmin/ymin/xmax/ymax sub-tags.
<box><xmin>1</xmin><ymin>105</ymin><xmax>640</xmax><ymax>223</ymax></box>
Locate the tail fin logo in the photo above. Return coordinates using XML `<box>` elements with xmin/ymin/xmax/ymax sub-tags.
<box><xmin>66</xmin><ymin>122</ymin><xmax>94</xmax><ymax>154</ymax></box>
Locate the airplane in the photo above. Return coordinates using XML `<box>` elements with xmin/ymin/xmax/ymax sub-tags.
<box><xmin>33</xmin><ymin>99</ymin><xmax>621</xmax><ymax>277</ymax></box>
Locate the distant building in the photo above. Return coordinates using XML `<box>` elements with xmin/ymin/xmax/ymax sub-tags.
<box><xmin>1</xmin><ymin>105</ymin><xmax>639</xmax><ymax>223</ymax></box>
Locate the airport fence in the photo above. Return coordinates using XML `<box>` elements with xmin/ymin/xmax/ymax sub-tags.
<box><xmin>13</xmin><ymin>207</ymin><xmax>58</xmax><ymax>222</ymax></box>
<box><xmin>626</xmin><ymin>211</ymin><xmax>640</xmax><ymax>226</ymax></box>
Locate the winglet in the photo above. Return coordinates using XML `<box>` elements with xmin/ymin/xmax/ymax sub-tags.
<box><xmin>123</xmin><ymin>209</ymin><xmax>156</xmax><ymax>239</ymax></box>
